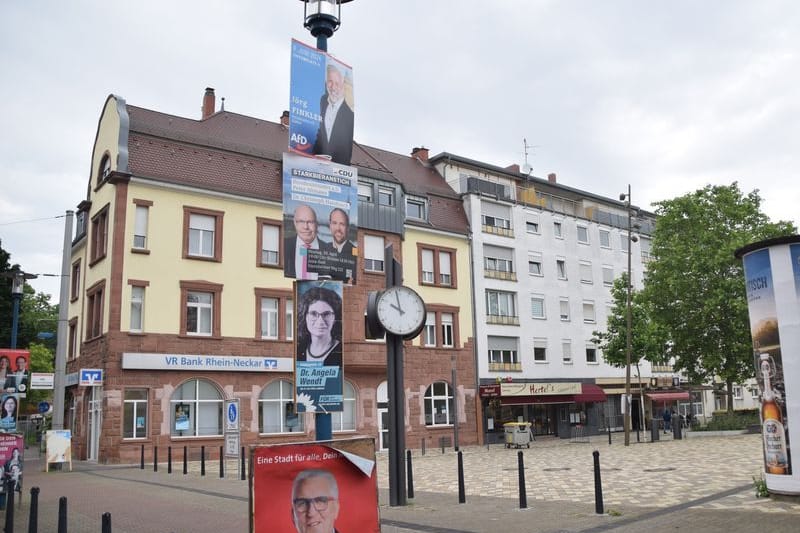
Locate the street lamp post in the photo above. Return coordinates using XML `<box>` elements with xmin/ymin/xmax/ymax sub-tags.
<box><xmin>9</xmin><ymin>270</ymin><xmax>37</xmax><ymax>349</ymax></box>
<box><xmin>301</xmin><ymin>0</ymin><xmax>354</xmax><ymax>52</ymax></box>
<box><xmin>619</xmin><ymin>185</ymin><xmax>638</xmax><ymax>447</ymax></box>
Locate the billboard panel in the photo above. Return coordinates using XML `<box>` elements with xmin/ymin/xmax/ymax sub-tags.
<box><xmin>0</xmin><ymin>349</ymin><xmax>29</xmax><ymax>397</ymax></box>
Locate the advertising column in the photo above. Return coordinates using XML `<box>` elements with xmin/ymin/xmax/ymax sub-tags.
<box><xmin>737</xmin><ymin>235</ymin><xmax>800</xmax><ymax>495</ymax></box>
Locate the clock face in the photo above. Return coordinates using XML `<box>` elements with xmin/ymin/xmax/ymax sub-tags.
<box><xmin>376</xmin><ymin>286</ymin><xmax>426</xmax><ymax>337</ymax></box>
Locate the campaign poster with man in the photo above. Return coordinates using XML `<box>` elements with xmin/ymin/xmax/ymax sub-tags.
<box><xmin>295</xmin><ymin>280</ymin><xmax>343</xmax><ymax>414</ymax></box>
<box><xmin>289</xmin><ymin>39</ymin><xmax>355</xmax><ymax>167</ymax></box>
<box><xmin>251</xmin><ymin>440</ymin><xmax>380</xmax><ymax>533</ymax></box>
<box><xmin>0</xmin><ymin>349</ymin><xmax>30</xmax><ymax>397</ymax></box>
<box><xmin>282</xmin><ymin>153</ymin><xmax>358</xmax><ymax>284</ymax></box>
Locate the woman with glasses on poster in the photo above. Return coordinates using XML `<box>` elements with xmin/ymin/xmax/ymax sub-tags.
<box><xmin>297</xmin><ymin>286</ymin><xmax>342</xmax><ymax>367</ymax></box>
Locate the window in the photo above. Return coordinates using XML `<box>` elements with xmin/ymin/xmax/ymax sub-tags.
<box><xmin>531</xmin><ymin>295</ymin><xmax>545</xmax><ymax>319</ymax></box>
<box><xmin>90</xmin><ymin>205</ymin><xmax>109</xmax><ymax>264</ymax></box>
<box><xmin>171</xmin><ymin>379</ymin><xmax>223</xmax><ymax>437</ymax></box>
<box><xmin>586</xmin><ymin>344</ymin><xmax>598</xmax><ymax>363</ymax></box>
<box><xmin>183</xmin><ymin>207</ymin><xmax>223</xmax><ymax>261</ymax></box>
<box><xmin>640</xmin><ymin>237</ymin><xmax>652</xmax><ymax>261</ymax></box>
<box><xmin>68</xmin><ymin>317</ymin><xmax>78</xmax><ymax>359</ymax></box>
<box><xmin>556</xmin><ymin>258</ymin><xmax>567</xmax><ymax>280</ymax></box>
<box><xmin>733</xmin><ymin>385</ymin><xmax>743</xmax><ymax>399</ymax></box>
<box><xmin>577</xmin><ymin>225</ymin><xmax>589</xmax><ymax>244</ymax></box>
<box><xmin>257</xmin><ymin>219</ymin><xmax>281</xmax><ymax>267</ymax></box>
<box><xmin>482</xmin><ymin>214</ymin><xmax>511</xmax><ymax>230</ymax></box>
<box><xmin>98</xmin><ymin>154</ymin><xmax>112</xmax><ymax>185</ymax></box>
<box><xmin>533</xmin><ymin>338</ymin><xmax>547</xmax><ymax>362</ymax></box>
<box><xmin>332</xmin><ymin>381</ymin><xmax>356</xmax><ymax>432</ymax></box>
<box><xmin>488</xmin><ymin>336</ymin><xmax>519</xmax><ymax>370</ymax></box>
<box><xmin>599</xmin><ymin>229</ymin><xmax>611</xmax><ymax>249</ymax></box>
<box><xmin>85</xmin><ymin>280</ymin><xmax>105</xmax><ymax>340</ymax></box>
<box><xmin>357</xmin><ymin>182</ymin><xmax>372</xmax><ymax>202</ymax></box>
<box><xmin>364</xmin><ymin>235</ymin><xmax>385</xmax><ymax>272</ymax></box>
<box><xmin>483</xmin><ymin>245</ymin><xmax>514</xmax><ymax>279</ymax></box>
<box><xmin>528</xmin><ymin>252</ymin><xmax>543</xmax><ymax>276</ymax></box>
<box><xmin>621</xmin><ymin>234</ymin><xmax>630</xmax><ymax>252</ymax></box>
<box><xmin>579</xmin><ymin>261</ymin><xmax>593</xmax><ymax>284</ymax></box>
<box><xmin>378</xmin><ymin>186</ymin><xmax>394</xmax><ymax>206</ymax></box>
<box><xmin>418</xmin><ymin>245</ymin><xmax>456</xmax><ymax>288</ymax></box>
<box><xmin>481</xmin><ymin>202</ymin><xmax>512</xmax><ymax>233</ymax></box>
<box><xmin>751</xmin><ymin>386</ymin><xmax>760</xmax><ymax>399</ymax></box>
<box><xmin>553</xmin><ymin>221</ymin><xmax>563</xmax><ymax>239</ymax></box>
<box><xmin>180</xmin><ymin>281</ymin><xmax>222</xmax><ymax>337</ymax></box>
<box><xmin>424</xmin><ymin>381</ymin><xmax>453</xmax><ymax>426</ymax></box>
<box><xmin>424</xmin><ymin>312</ymin><xmax>436</xmax><ymax>347</ymax></box>
<box><xmin>286</xmin><ymin>298</ymin><xmax>294</xmax><ymax>341</ymax></box>
<box><xmin>583</xmin><ymin>301</ymin><xmax>596</xmax><ymax>323</ymax></box>
<box><xmin>602</xmin><ymin>265</ymin><xmax>614</xmax><ymax>286</ymax></box>
<box><xmin>132</xmin><ymin>200</ymin><xmax>152</xmax><ymax>251</ymax></box>
<box><xmin>441</xmin><ymin>313</ymin><xmax>454</xmax><ymax>347</ymax></box>
<box><xmin>486</xmin><ymin>290</ymin><xmax>517</xmax><ymax>322</ymax></box>
<box><xmin>406</xmin><ymin>196</ymin><xmax>427</xmax><ymax>220</ymax></box>
<box><xmin>70</xmin><ymin>259</ymin><xmax>81</xmax><ymax>301</ymax></box>
<box><xmin>261</xmin><ymin>297</ymin><xmax>278</xmax><ymax>339</ymax></box>
<box><xmin>526</xmin><ymin>220</ymin><xmax>540</xmax><ymax>234</ymax></box>
<box><xmin>559</xmin><ymin>298</ymin><xmax>570</xmax><ymax>321</ymax></box>
<box><xmin>562</xmin><ymin>340</ymin><xmax>572</xmax><ymax>363</ymax></box>
<box><xmin>123</xmin><ymin>388</ymin><xmax>148</xmax><ymax>439</ymax></box>
<box><xmin>422</xmin><ymin>306</ymin><xmax>459</xmax><ymax>349</ymax></box>
<box><xmin>130</xmin><ymin>284</ymin><xmax>145</xmax><ymax>332</ymax></box>
<box><xmin>260</xmin><ymin>380</ymin><xmax>305</xmax><ymax>434</ymax></box>
<box><xmin>254</xmin><ymin>290</ymin><xmax>294</xmax><ymax>341</ymax></box>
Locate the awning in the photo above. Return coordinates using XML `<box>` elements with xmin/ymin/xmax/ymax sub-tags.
<box><xmin>500</xmin><ymin>384</ymin><xmax>607</xmax><ymax>405</ymax></box>
<box><xmin>646</xmin><ymin>391</ymin><xmax>690</xmax><ymax>401</ymax></box>
<box><xmin>575</xmin><ymin>384</ymin><xmax>607</xmax><ymax>403</ymax></box>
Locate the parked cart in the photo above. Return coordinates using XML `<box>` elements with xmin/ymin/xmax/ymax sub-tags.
<box><xmin>503</xmin><ymin>422</ymin><xmax>533</xmax><ymax>448</ymax></box>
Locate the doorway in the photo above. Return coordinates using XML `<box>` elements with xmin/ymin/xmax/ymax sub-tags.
<box><xmin>377</xmin><ymin>381</ymin><xmax>389</xmax><ymax>451</ymax></box>
<box><xmin>87</xmin><ymin>386</ymin><xmax>103</xmax><ymax>461</ymax></box>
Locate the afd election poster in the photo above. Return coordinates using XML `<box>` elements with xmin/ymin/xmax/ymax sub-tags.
<box><xmin>283</xmin><ymin>153</ymin><xmax>358</xmax><ymax>284</ymax></box>
<box><xmin>289</xmin><ymin>39</ymin><xmax>355</xmax><ymax>166</ymax></box>
<box><xmin>295</xmin><ymin>280</ymin><xmax>343</xmax><ymax>413</ymax></box>
<box><xmin>250</xmin><ymin>439</ymin><xmax>380</xmax><ymax>533</ymax></box>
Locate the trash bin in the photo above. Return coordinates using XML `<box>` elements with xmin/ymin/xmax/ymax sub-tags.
<box><xmin>503</xmin><ymin>422</ymin><xmax>533</xmax><ymax>448</ymax></box>
<box><xmin>650</xmin><ymin>418</ymin><xmax>660</xmax><ymax>442</ymax></box>
<box><xmin>673</xmin><ymin>416</ymin><xmax>683</xmax><ymax>440</ymax></box>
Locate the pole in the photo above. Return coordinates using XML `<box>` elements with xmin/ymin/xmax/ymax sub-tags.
<box><xmin>624</xmin><ymin>185</ymin><xmax>632</xmax><ymax>447</ymax></box>
<box><xmin>53</xmin><ymin>210</ymin><xmax>74</xmax><ymax>430</ymax></box>
<box><xmin>386</xmin><ymin>245</ymin><xmax>407</xmax><ymax>507</ymax></box>
<box><xmin>10</xmin><ymin>292</ymin><xmax>21</xmax><ymax>349</ymax></box>
<box><xmin>452</xmin><ymin>357</ymin><xmax>459</xmax><ymax>451</ymax></box>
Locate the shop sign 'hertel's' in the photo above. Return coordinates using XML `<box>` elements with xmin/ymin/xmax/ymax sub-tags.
<box><xmin>501</xmin><ymin>382</ymin><xmax>581</xmax><ymax>397</ymax></box>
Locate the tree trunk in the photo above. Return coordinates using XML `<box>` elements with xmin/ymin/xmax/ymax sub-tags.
<box><xmin>726</xmin><ymin>378</ymin><xmax>734</xmax><ymax>414</ymax></box>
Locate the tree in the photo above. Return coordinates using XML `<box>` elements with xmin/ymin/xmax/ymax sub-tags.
<box><xmin>21</xmin><ymin>342</ymin><xmax>55</xmax><ymax>413</ymax></box>
<box><xmin>643</xmin><ymin>183</ymin><xmax>795</xmax><ymax>413</ymax></box>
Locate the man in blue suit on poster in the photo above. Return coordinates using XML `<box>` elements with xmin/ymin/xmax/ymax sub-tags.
<box><xmin>312</xmin><ymin>63</ymin><xmax>354</xmax><ymax>166</ymax></box>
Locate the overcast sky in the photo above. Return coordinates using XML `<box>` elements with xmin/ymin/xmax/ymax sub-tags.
<box><xmin>1</xmin><ymin>1</ymin><xmax>798</xmax><ymax>301</ymax></box>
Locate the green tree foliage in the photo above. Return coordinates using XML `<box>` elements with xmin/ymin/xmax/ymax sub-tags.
<box><xmin>21</xmin><ymin>342</ymin><xmax>55</xmax><ymax>411</ymax></box>
<box><xmin>643</xmin><ymin>183</ymin><xmax>795</xmax><ymax>412</ymax></box>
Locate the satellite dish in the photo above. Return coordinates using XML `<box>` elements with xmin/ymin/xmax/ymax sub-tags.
<box><xmin>522</xmin><ymin>163</ymin><xmax>533</xmax><ymax>175</ymax></box>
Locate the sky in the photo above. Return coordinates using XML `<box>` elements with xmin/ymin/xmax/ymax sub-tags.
<box><xmin>1</xmin><ymin>1</ymin><xmax>798</xmax><ymax>301</ymax></box>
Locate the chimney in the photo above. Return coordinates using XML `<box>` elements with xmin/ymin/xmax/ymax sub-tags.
<box><xmin>280</xmin><ymin>110</ymin><xmax>290</xmax><ymax>127</ymax></box>
<box><xmin>548</xmin><ymin>172</ymin><xmax>557</xmax><ymax>183</ymax></box>
<box><xmin>202</xmin><ymin>87</ymin><xmax>215</xmax><ymax>119</ymax></box>
<box><xmin>505</xmin><ymin>164</ymin><xmax>520</xmax><ymax>174</ymax></box>
<box><xmin>411</xmin><ymin>146</ymin><xmax>429</xmax><ymax>162</ymax></box>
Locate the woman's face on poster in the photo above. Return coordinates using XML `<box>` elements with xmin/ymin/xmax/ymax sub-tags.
<box><xmin>306</xmin><ymin>300</ymin><xmax>335</xmax><ymax>338</ymax></box>
<box><xmin>3</xmin><ymin>397</ymin><xmax>15</xmax><ymax>416</ymax></box>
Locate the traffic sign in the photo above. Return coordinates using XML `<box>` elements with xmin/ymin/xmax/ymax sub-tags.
<box><xmin>38</xmin><ymin>401</ymin><xmax>51</xmax><ymax>414</ymax></box>
<box><xmin>225</xmin><ymin>399</ymin><xmax>239</xmax><ymax>432</ymax></box>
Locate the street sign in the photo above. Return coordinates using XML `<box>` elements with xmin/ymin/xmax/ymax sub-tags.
<box><xmin>79</xmin><ymin>368</ymin><xmax>103</xmax><ymax>386</ymax></box>
<box><xmin>225</xmin><ymin>433</ymin><xmax>240</xmax><ymax>457</ymax></box>
<box><xmin>30</xmin><ymin>372</ymin><xmax>55</xmax><ymax>390</ymax></box>
<box><xmin>225</xmin><ymin>399</ymin><xmax>239</xmax><ymax>432</ymax></box>
<box><xmin>38</xmin><ymin>401</ymin><xmax>51</xmax><ymax>414</ymax></box>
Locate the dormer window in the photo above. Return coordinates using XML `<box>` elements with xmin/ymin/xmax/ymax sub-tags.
<box><xmin>406</xmin><ymin>196</ymin><xmax>427</xmax><ymax>220</ymax></box>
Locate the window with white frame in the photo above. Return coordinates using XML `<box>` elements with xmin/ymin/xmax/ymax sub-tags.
<box><xmin>286</xmin><ymin>298</ymin><xmax>294</xmax><ymax>341</ymax></box>
<box><xmin>484</xmin><ymin>245</ymin><xmax>514</xmax><ymax>274</ymax></box>
<box><xmin>602</xmin><ymin>265</ymin><xmax>614</xmax><ymax>286</ymax></box>
<box><xmin>439</xmin><ymin>251</ymin><xmax>452</xmax><ymax>285</ymax></box>
<box><xmin>561</xmin><ymin>340</ymin><xmax>572</xmax><ymax>363</ymax></box>
<box><xmin>582</xmin><ymin>301</ymin><xmax>596</xmax><ymax>323</ymax></box>
<box><xmin>419</xmin><ymin>246</ymin><xmax>455</xmax><ymax>287</ymax></box>
<box><xmin>556</xmin><ymin>258</ymin><xmax>567</xmax><ymax>280</ymax></box>
<box><xmin>533</xmin><ymin>337</ymin><xmax>548</xmax><ymax>362</ymax></box>
<box><xmin>531</xmin><ymin>295</ymin><xmax>545</xmax><ymax>319</ymax></box>
<box><xmin>133</xmin><ymin>204</ymin><xmax>149</xmax><ymax>250</ymax></box>
<box><xmin>486</xmin><ymin>290</ymin><xmax>516</xmax><ymax>318</ymax></box>
<box><xmin>378</xmin><ymin>186</ymin><xmax>394</xmax><ymax>206</ymax></box>
<box><xmin>621</xmin><ymin>234</ymin><xmax>630</xmax><ymax>252</ymax></box>
<box><xmin>421</xmin><ymin>249</ymin><xmax>434</xmax><ymax>283</ymax></box>
<box><xmin>733</xmin><ymin>385</ymin><xmax>743</xmax><ymax>399</ymax></box>
<box><xmin>406</xmin><ymin>196</ymin><xmax>427</xmax><ymax>220</ymax></box>
<box><xmin>260</xmin><ymin>223</ymin><xmax>280</xmax><ymax>266</ymax></box>
<box><xmin>364</xmin><ymin>235</ymin><xmax>385</xmax><ymax>272</ymax></box>
<box><xmin>640</xmin><ymin>236</ymin><xmax>652</xmax><ymax>260</ymax></box>
<box><xmin>332</xmin><ymin>380</ymin><xmax>356</xmax><ymax>432</ymax></box>
<box><xmin>579</xmin><ymin>261</ymin><xmax>593</xmax><ymax>284</ymax></box>
<box><xmin>526</xmin><ymin>219</ymin><xmax>540</xmax><ymax>234</ymax></box>
<box><xmin>559</xmin><ymin>298</ymin><xmax>570</xmax><ymax>321</ymax></box>
<box><xmin>424</xmin><ymin>312</ymin><xmax>436</xmax><ymax>347</ymax></box>
<box><xmin>553</xmin><ymin>220</ymin><xmax>563</xmax><ymax>238</ymax></box>
<box><xmin>481</xmin><ymin>202</ymin><xmax>511</xmax><ymax>230</ymax></box>
<box><xmin>586</xmin><ymin>344</ymin><xmax>598</xmax><ymax>364</ymax></box>
<box><xmin>130</xmin><ymin>285</ymin><xmax>145</xmax><ymax>332</ymax></box>
<box><xmin>123</xmin><ymin>388</ymin><xmax>148</xmax><ymax>439</ymax></box>
<box><xmin>599</xmin><ymin>228</ymin><xmax>611</xmax><ymax>249</ymax></box>
<box><xmin>260</xmin><ymin>380</ymin><xmax>304</xmax><ymax>434</ymax></box>
<box><xmin>188</xmin><ymin>213</ymin><xmax>216</xmax><ymax>258</ymax></box>
<box><xmin>260</xmin><ymin>297</ymin><xmax>279</xmax><ymax>339</ymax></box>
<box><xmin>441</xmin><ymin>313</ymin><xmax>454</xmax><ymax>347</ymax></box>
<box><xmin>170</xmin><ymin>379</ymin><xmax>223</xmax><ymax>437</ymax></box>
<box><xmin>751</xmin><ymin>386</ymin><xmax>760</xmax><ymax>399</ymax></box>
<box><xmin>577</xmin><ymin>225</ymin><xmax>589</xmax><ymax>244</ymax></box>
<box><xmin>424</xmin><ymin>381</ymin><xmax>454</xmax><ymax>426</ymax></box>
<box><xmin>488</xmin><ymin>336</ymin><xmax>519</xmax><ymax>365</ymax></box>
<box><xmin>186</xmin><ymin>292</ymin><xmax>213</xmax><ymax>336</ymax></box>
<box><xmin>528</xmin><ymin>252</ymin><xmax>543</xmax><ymax>276</ymax></box>
<box><xmin>358</xmin><ymin>182</ymin><xmax>372</xmax><ymax>202</ymax></box>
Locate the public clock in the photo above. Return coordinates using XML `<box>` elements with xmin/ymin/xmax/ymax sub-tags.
<box><xmin>367</xmin><ymin>286</ymin><xmax>427</xmax><ymax>339</ymax></box>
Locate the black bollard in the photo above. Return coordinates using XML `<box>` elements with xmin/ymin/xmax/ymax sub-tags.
<box><xmin>593</xmin><ymin>450</ymin><xmax>604</xmax><ymax>515</ymax></box>
<box><xmin>220</xmin><ymin>446</ymin><xmax>224</xmax><ymax>478</ymax></box>
<box><xmin>154</xmin><ymin>446</ymin><xmax>158</xmax><ymax>472</ymax></box>
<box><xmin>140</xmin><ymin>444</ymin><xmax>145</xmax><ymax>469</ymax></box>
<box><xmin>518</xmin><ymin>451</ymin><xmax>527</xmax><ymax>509</ymax></box>
<box><xmin>28</xmin><ymin>486</ymin><xmax>40</xmax><ymax>533</ymax></box>
<box><xmin>57</xmin><ymin>496</ymin><xmax>67</xmax><ymax>533</ymax></box>
<box><xmin>168</xmin><ymin>446</ymin><xmax>172</xmax><ymax>474</ymax></box>
<box><xmin>183</xmin><ymin>446</ymin><xmax>188</xmax><ymax>475</ymax></box>
<box><xmin>241</xmin><ymin>447</ymin><xmax>246</xmax><ymax>481</ymax></box>
<box><xmin>5</xmin><ymin>479</ymin><xmax>15</xmax><ymax>533</ymax></box>
<box><xmin>406</xmin><ymin>450</ymin><xmax>414</xmax><ymax>499</ymax></box>
<box><xmin>201</xmin><ymin>445</ymin><xmax>206</xmax><ymax>476</ymax></box>
<box><xmin>607</xmin><ymin>424</ymin><xmax>612</xmax><ymax>445</ymax></box>
<box><xmin>441</xmin><ymin>438</ymin><xmax>445</xmax><ymax>454</ymax></box>
<box><xmin>421</xmin><ymin>438</ymin><xmax>426</xmax><ymax>456</ymax></box>
<box><xmin>457</xmin><ymin>450</ymin><xmax>466</xmax><ymax>504</ymax></box>
<box><xmin>101</xmin><ymin>512</ymin><xmax>111</xmax><ymax>533</ymax></box>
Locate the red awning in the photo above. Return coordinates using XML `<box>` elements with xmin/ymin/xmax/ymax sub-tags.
<box><xmin>575</xmin><ymin>383</ymin><xmax>607</xmax><ymax>403</ymax></box>
<box><xmin>646</xmin><ymin>391</ymin><xmax>690</xmax><ymax>401</ymax></box>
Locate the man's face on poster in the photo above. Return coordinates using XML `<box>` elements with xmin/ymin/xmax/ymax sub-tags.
<box><xmin>326</xmin><ymin>66</ymin><xmax>344</xmax><ymax>104</ymax></box>
<box><xmin>292</xmin><ymin>476</ymin><xmax>340</xmax><ymax>533</ymax></box>
<box><xmin>294</xmin><ymin>205</ymin><xmax>318</xmax><ymax>245</ymax></box>
<box><xmin>329</xmin><ymin>210</ymin><xmax>348</xmax><ymax>246</ymax></box>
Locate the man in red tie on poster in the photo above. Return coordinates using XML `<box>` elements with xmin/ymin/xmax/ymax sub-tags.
<box><xmin>285</xmin><ymin>205</ymin><xmax>327</xmax><ymax>279</ymax></box>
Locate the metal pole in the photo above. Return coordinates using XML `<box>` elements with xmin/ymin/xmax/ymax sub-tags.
<box><xmin>10</xmin><ymin>293</ymin><xmax>21</xmax><ymax>349</ymax></box>
<box><xmin>624</xmin><ymin>185</ymin><xmax>632</xmax><ymax>447</ymax></box>
<box><xmin>53</xmin><ymin>210</ymin><xmax>74</xmax><ymax>430</ymax></box>
<box><xmin>386</xmin><ymin>245</ymin><xmax>407</xmax><ymax>507</ymax></box>
<box><xmin>452</xmin><ymin>358</ymin><xmax>459</xmax><ymax>451</ymax></box>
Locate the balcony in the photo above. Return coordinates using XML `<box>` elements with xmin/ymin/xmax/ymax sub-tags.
<box><xmin>488</xmin><ymin>362</ymin><xmax>522</xmax><ymax>372</ymax></box>
<box><xmin>484</xmin><ymin>269</ymin><xmax>517</xmax><ymax>281</ymax></box>
<box><xmin>482</xmin><ymin>224</ymin><xmax>514</xmax><ymax>238</ymax></box>
<box><xmin>486</xmin><ymin>314</ymin><xmax>520</xmax><ymax>326</ymax></box>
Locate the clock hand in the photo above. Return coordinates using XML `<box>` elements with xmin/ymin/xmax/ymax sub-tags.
<box><xmin>395</xmin><ymin>290</ymin><xmax>403</xmax><ymax>309</ymax></box>
<box><xmin>389</xmin><ymin>303</ymin><xmax>406</xmax><ymax>315</ymax></box>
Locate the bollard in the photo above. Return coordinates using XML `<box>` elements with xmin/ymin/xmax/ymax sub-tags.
<box><xmin>5</xmin><ymin>479</ymin><xmax>15</xmax><ymax>533</ymax></box>
<box><xmin>673</xmin><ymin>418</ymin><xmax>683</xmax><ymax>440</ymax></box>
<box><xmin>168</xmin><ymin>446</ymin><xmax>172</xmax><ymax>474</ymax></box>
<box><xmin>421</xmin><ymin>438</ymin><xmax>426</xmax><ymax>456</ymax></box>
<box><xmin>457</xmin><ymin>450</ymin><xmax>466</xmax><ymax>504</ymax></box>
<box><xmin>201</xmin><ymin>445</ymin><xmax>206</xmax><ymax>476</ymax></box>
<box><xmin>441</xmin><ymin>437</ymin><xmax>445</xmax><ymax>455</ymax></box>
<box><xmin>28</xmin><ymin>486</ymin><xmax>40</xmax><ymax>533</ymax></box>
<box><xmin>650</xmin><ymin>419</ymin><xmax>660</xmax><ymax>442</ymax></box>
<box><xmin>607</xmin><ymin>424</ymin><xmax>612</xmax><ymax>445</ymax></box>
<box><xmin>406</xmin><ymin>450</ymin><xmax>414</xmax><ymax>499</ymax></box>
<box><xmin>154</xmin><ymin>446</ymin><xmax>158</xmax><ymax>472</ymax></box>
<box><xmin>57</xmin><ymin>496</ymin><xmax>67</xmax><ymax>533</ymax></box>
<box><xmin>593</xmin><ymin>450</ymin><xmax>604</xmax><ymax>515</ymax></box>
<box><xmin>183</xmin><ymin>446</ymin><xmax>188</xmax><ymax>475</ymax></box>
<box><xmin>517</xmin><ymin>451</ymin><xmax>527</xmax><ymax>509</ymax></box>
<box><xmin>140</xmin><ymin>444</ymin><xmax>145</xmax><ymax>469</ymax></box>
<box><xmin>241</xmin><ymin>447</ymin><xmax>246</xmax><ymax>481</ymax></box>
<box><xmin>101</xmin><ymin>512</ymin><xmax>112</xmax><ymax>533</ymax></box>
<box><xmin>220</xmin><ymin>446</ymin><xmax>224</xmax><ymax>478</ymax></box>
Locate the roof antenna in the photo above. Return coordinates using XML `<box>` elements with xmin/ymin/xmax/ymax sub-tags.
<box><xmin>522</xmin><ymin>138</ymin><xmax>536</xmax><ymax>176</ymax></box>
<box><xmin>220</xmin><ymin>97</ymin><xmax>225</xmax><ymax>111</ymax></box>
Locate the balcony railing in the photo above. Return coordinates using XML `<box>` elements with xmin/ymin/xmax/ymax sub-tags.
<box><xmin>484</xmin><ymin>269</ymin><xmax>517</xmax><ymax>281</ymax></box>
<box><xmin>488</xmin><ymin>362</ymin><xmax>522</xmax><ymax>372</ymax></box>
<box><xmin>482</xmin><ymin>224</ymin><xmax>514</xmax><ymax>238</ymax></box>
<box><xmin>486</xmin><ymin>314</ymin><xmax>520</xmax><ymax>326</ymax></box>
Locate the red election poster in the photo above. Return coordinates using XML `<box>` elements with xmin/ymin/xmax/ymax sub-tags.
<box><xmin>251</xmin><ymin>439</ymin><xmax>380</xmax><ymax>533</ymax></box>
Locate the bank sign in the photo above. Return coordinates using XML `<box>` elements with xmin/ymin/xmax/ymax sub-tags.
<box><xmin>122</xmin><ymin>353</ymin><xmax>293</xmax><ymax>372</ymax></box>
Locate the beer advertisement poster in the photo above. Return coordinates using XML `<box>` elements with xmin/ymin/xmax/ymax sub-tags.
<box><xmin>250</xmin><ymin>440</ymin><xmax>380</xmax><ymax>533</ymax></box>
<box><xmin>743</xmin><ymin>248</ymin><xmax>791</xmax><ymax>475</ymax></box>
<box><xmin>282</xmin><ymin>152</ymin><xmax>358</xmax><ymax>284</ymax></box>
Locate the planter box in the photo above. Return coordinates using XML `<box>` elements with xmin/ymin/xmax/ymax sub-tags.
<box><xmin>686</xmin><ymin>429</ymin><xmax>748</xmax><ymax>438</ymax></box>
